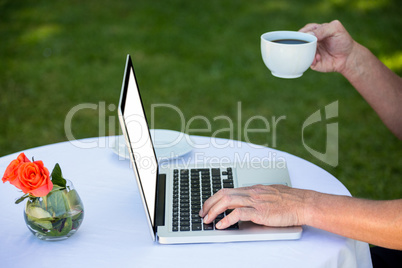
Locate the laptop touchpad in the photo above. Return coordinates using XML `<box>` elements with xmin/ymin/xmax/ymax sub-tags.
<box><xmin>235</xmin><ymin>163</ymin><xmax>291</xmax><ymax>187</ymax></box>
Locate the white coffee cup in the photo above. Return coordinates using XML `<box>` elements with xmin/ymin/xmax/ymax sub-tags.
<box><xmin>261</xmin><ymin>31</ymin><xmax>317</xmax><ymax>78</ymax></box>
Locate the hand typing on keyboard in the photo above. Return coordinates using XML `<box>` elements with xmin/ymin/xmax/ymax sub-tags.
<box><xmin>172</xmin><ymin>167</ymin><xmax>239</xmax><ymax>232</ymax></box>
<box><xmin>199</xmin><ymin>184</ymin><xmax>310</xmax><ymax>229</ymax></box>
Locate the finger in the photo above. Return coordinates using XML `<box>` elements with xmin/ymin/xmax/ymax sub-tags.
<box><xmin>203</xmin><ymin>195</ymin><xmax>249</xmax><ymax>224</ymax></box>
<box><xmin>199</xmin><ymin>188</ymin><xmax>231</xmax><ymax>217</ymax></box>
<box><xmin>202</xmin><ymin>190</ymin><xmax>253</xmax><ymax>224</ymax></box>
<box><xmin>310</xmin><ymin>51</ymin><xmax>321</xmax><ymax>69</ymax></box>
<box><xmin>298</xmin><ymin>23</ymin><xmax>321</xmax><ymax>33</ymax></box>
<box><xmin>199</xmin><ymin>187</ymin><xmax>253</xmax><ymax>217</ymax></box>
<box><xmin>215</xmin><ymin>207</ymin><xmax>256</xmax><ymax>229</ymax></box>
<box><xmin>312</xmin><ymin>20</ymin><xmax>344</xmax><ymax>42</ymax></box>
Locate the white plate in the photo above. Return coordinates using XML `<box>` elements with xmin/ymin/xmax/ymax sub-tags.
<box><xmin>112</xmin><ymin>129</ymin><xmax>193</xmax><ymax>161</ymax></box>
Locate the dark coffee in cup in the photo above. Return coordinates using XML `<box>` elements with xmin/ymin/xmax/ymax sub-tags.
<box><xmin>272</xmin><ymin>39</ymin><xmax>308</xmax><ymax>45</ymax></box>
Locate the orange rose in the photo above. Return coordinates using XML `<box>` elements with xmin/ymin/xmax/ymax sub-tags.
<box><xmin>2</xmin><ymin>153</ymin><xmax>53</xmax><ymax>197</ymax></box>
<box><xmin>2</xmin><ymin>153</ymin><xmax>30</xmax><ymax>184</ymax></box>
<box><xmin>17</xmin><ymin>161</ymin><xmax>53</xmax><ymax>197</ymax></box>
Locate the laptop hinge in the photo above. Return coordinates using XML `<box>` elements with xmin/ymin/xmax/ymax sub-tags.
<box><xmin>155</xmin><ymin>173</ymin><xmax>166</xmax><ymax>227</ymax></box>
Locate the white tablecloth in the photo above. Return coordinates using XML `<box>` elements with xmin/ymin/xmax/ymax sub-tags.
<box><xmin>0</xmin><ymin>136</ymin><xmax>372</xmax><ymax>268</ymax></box>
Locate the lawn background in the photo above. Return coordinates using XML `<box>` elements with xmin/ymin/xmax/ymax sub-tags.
<box><xmin>1</xmin><ymin>0</ymin><xmax>401</xmax><ymax>202</ymax></box>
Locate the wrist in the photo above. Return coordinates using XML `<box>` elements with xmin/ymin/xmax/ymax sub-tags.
<box><xmin>340</xmin><ymin>41</ymin><xmax>367</xmax><ymax>81</ymax></box>
<box><xmin>298</xmin><ymin>189</ymin><xmax>319</xmax><ymax>226</ymax></box>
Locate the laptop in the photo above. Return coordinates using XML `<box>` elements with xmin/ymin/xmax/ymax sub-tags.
<box><xmin>117</xmin><ymin>55</ymin><xmax>302</xmax><ymax>244</ymax></box>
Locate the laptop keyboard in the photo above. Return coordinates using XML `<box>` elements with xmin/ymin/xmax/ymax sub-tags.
<box><xmin>172</xmin><ymin>167</ymin><xmax>239</xmax><ymax>232</ymax></box>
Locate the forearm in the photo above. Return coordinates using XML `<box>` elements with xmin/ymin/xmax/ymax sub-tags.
<box><xmin>342</xmin><ymin>42</ymin><xmax>402</xmax><ymax>139</ymax></box>
<box><xmin>304</xmin><ymin>191</ymin><xmax>402</xmax><ymax>249</ymax></box>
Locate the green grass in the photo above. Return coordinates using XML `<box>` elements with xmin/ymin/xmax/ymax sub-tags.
<box><xmin>1</xmin><ymin>0</ymin><xmax>401</xmax><ymax>201</ymax></box>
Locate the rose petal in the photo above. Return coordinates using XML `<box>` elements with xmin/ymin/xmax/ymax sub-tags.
<box><xmin>30</xmin><ymin>179</ymin><xmax>53</xmax><ymax>197</ymax></box>
<box><xmin>2</xmin><ymin>153</ymin><xmax>30</xmax><ymax>184</ymax></box>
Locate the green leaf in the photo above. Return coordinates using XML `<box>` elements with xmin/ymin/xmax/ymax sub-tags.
<box><xmin>34</xmin><ymin>220</ymin><xmax>53</xmax><ymax>230</ymax></box>
<box><xmin>47</xmin><ymin>217</ymin><xmax>73</xmax><ymax>236</ymax></box>
<box><xmin>66</xmin><ymin>189</ymin><xmax>82</xmax><ymax>208</ymax></box>
<box><xmin>50</xmin><ymin>163</ymin><xmax>67</xmax><ymax>188</ymax></box>
<box><xmin>15</xmin><ymin>194</ymin><xmax>30</xmax><ymax>204</ymax></box>
<box><xmin>51</xmin><ymin>185</ymin><xmax>65</xmax><ymax>192</ymax></box>
<box><xmin>26</xmin><ymin>206</ymin><xmax>53</xmax><ymax>220</ymax></box>
<box><xmin>44</xmin><ymin>190</ymin><xmax>69</xmax><ymax>218</ymax></box>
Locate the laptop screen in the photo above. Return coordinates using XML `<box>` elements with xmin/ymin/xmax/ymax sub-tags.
<box><xmin>118</xmin><ymin>55</ymin><xmax>158</xmax><ymax>230</ymax></box>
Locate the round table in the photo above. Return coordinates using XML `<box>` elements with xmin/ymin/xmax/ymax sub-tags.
<box><xmin>0</xmin><ymin>136</ymin><xmax>372</xmax><ymax>268</ymax></box>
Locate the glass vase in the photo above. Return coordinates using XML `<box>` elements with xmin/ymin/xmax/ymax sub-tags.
<box><xmin>24</xmin><ymin>179</ymin><xmax>84</xmax><ymax>241</ymax></box>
